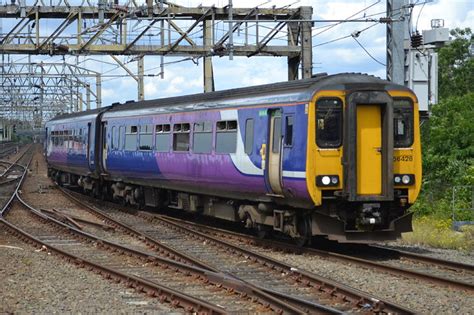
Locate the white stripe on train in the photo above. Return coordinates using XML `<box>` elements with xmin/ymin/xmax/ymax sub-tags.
<box><xmin>220</xmin><ymin>110</ymin><xmax>305</xmax><ymax>179</ymax></box>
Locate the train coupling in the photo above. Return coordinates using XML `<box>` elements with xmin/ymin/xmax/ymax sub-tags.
<box><xmin>358</xmin><ymin>203</ymin><xmax>382</xmax><ymax>225</ymax></box>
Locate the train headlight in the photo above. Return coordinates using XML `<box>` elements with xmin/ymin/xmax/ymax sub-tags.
<box><xmin>394</xmin><ymin>174</ymin><xmax>414</xmax><ymax>185</ymax></box>
<box><xmin>316</xmin><ymin>175</ymin><xmax>340</xmax><ymax>187</ymax></box>
<box><xmin>402</xmin><ymin>175</ymin><xmax>411</xmax><ymax>184</ymax></box>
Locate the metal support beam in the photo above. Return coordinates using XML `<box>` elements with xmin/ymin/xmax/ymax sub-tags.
<box><xmin>300</xmin><ymin>6</ymin><xmax>313</xmax><ymax>79</ymax></box>
<box><xmin>287</xmin><ymin>20</ymin><xmax>299</xmax><ymax>80</ymax></box>
<box><xmin>203</xmin><ymin>20</ymin><xmax>214</xmax><ymax>93</ymax></box>
<box><xmin>137</xmin><ymin>56</ymin><xmax>144</xmax><ymax>101</ymax></box>
<box><xmin>110</xmin><ymin>55</ymin><xmax>144</xmax><ymax>101</ymax></box>
<box><xmin>386</xmin><ymin>0</ymin><xmax>409</xmax><ymax>84</ymax></box>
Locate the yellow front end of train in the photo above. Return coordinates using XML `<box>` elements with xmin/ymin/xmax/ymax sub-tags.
<box><xmin>306</xmin><ymin>88</ymin><xmax>422</xmax><ymax>242</ymax></box>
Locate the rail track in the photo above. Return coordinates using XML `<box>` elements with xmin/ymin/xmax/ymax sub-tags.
<box><xmin>139</xmin><ymin>212</ymin><xmax>474</xmax><ymax>292</ymax></box>
<box><xmin>55</xmin><ymin>187</ymin><xmax>416</xmax><ymax>314</ymax></box>
<box><xmin>0</xmin><ymin>146</ymin><xmax>348</xmax><ymax>314</ymax></box>
<box><xmin>0</xmin><ymin>141</ymin><xmax>18</xmax><ymax>159</ymax></box>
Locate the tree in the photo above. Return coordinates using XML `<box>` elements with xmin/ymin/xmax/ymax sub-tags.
<box><xmin>413</xmin><ymin>28</ymin><xmax>474</xmax><ymax>218</ymax></box>
<box><xmin>438</xmin><ymin>28</ymin><xmax>474</xmax><ymax>100</ymax></box>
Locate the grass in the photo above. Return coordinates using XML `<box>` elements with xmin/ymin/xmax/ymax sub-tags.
<box><xmin>401</xmin><ymin>216</ymin><xmax>474</xmax><ymax>252</ymax></box>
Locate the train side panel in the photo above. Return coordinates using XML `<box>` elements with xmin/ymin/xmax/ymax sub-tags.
<box><xmin>46</xmin><ymin>114</ymin><xmax>99</xmax><ymax>176</ymax></box>
<box><xmin>102</xmin><ymin>102</ymin><xmax>310</xmax><ymax>205</ymax></box>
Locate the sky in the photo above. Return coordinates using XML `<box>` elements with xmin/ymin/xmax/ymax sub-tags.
<box><xmin>3</xmin><ymin>0</ymin><xmax>474</xmax><ymax>108</ymax></box>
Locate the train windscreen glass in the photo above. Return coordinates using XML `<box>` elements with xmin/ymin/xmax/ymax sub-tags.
<box><xmin>316</xmin><ymin>98</ymin><xmax>342</xmax><ymax>148</ymax></box>
<box><xmin>393</xmin><ymin>99</ymin><xmax>414</xmax><ymax>147</ymax></box>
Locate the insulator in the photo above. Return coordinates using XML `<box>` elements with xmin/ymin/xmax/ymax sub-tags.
<box><xmin>411</xmin><ymin>32</ymin><xmax>423</xmax><ymax>48</ymax></box>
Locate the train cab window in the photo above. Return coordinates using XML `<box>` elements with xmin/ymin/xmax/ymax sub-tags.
<box><xmin>173</xmin><ymin>123</ymin><xmax>190</xmax><ymax>152</ymax></box>
<box><xmin>216</xmin><ymin>120</ymin><xmax>237</xmax><ymax>154</ymax></box>
<box><xmin>193</xmin><ymin>121</ymin><xmax>212</xmax><ymax>154</ymax></box>
<box><xmin>125</xmin><ymin>125</ymin><xmax>138</xmax><ymax>151</ymax></box>
<box><xmin>316</xmin><ymin>98</ymin><xmax>343</xmax><ymax>148</ymax></box>
<box><xmin>284</xmin><ymin>116</ymin><xmax>294</xmax><ymax>146</ymax></box>
<box><xmin>244</xmin><ymin>119</ymin><xmax>254</xmax><ymax>154</ymax></box>
<box><xmin>139</xmin><ymin>124</ymin><xmax>153</xmax><ymax>151</ymax></box>
<box><xmin>394</xmin><ymin>99</ymin><xmax>414</xmax><ymax>148</ymax></box>
<box><xmin>155</xmin><ymin>124</ymin><xmax>170</xmax><ymax>152</ymax></box>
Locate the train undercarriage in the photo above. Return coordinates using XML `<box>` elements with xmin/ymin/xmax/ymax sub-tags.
<box><xmin>49</xmin><ymin>169</ymin><xmax>412</xmax><ymax>244</ymax></box>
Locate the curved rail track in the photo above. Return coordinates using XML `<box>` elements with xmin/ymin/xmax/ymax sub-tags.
<box><xmin>55</xmin><ymin>187</ymin><xmax>416</xmax><ymax>314</ymax></box>
<box><xmin>0</xmin><ymin>146</ymin><xmax>347</xmax><ymax>314</ymax></box>
<box><xmin>140</xmin><ymin>213</ymin><xmax>474</xmax><ymax>292</ymax></box>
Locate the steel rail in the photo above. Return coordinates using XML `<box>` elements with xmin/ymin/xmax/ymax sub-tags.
<box><xmin>0</xmin><ymin>218</ymin><xmax>225</xmax><ymax>315</ymax></box>
<box><xmin>162</xmin><ymin>215</ymin><xmax>474</xmax><ymax>292</ymax></box>
<box><xmin>58</xmin><ymin>186</ymin><xmax>217</xmax><ymax>271</ymax></box>
<box><xmin>14</xmin><ymin>195</ymin><xmax>311</xmax><ymax>314</ymax></box>
<box><xmin>0</xmin><ymin>153</ymin><xmax>228</xmax><ymax>314</ymax></box>
<box><xmin>369</xmin><ymin>244</ymin><xmax>474</xmax><ymax>272</ymax></box>
<box><xmin>57</xmin><ymin>187</ymin><xmax>342</xmax><ymax>314</ymax></box>
<box><xmin>0</xmin><ymin>144</ymin><xmax>33</xmax><ymax>217</ymax></box>
<box><xmin>153</xmin><ymin>216</ymin><xmax>415</xmax><ymax>314</ymax></box>
<box><xmin>0</xmin><ymin>147</ymin><xmax>230</xmax><ymax>314</ymax></box>
<box><xmin>59</xmin><ymin>187</ymin><xmax>418</xmax><ymax>313</ymax></box>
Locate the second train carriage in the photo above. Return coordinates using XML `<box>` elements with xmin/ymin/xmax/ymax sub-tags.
<box><xmin>45</xmin><ymin>73</ymin><xmax>422</xmax><ymax>243</ymax></box>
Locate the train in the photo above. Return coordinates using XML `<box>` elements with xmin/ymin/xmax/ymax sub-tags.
<box><xmin>45</xmin><ymin>73</ymin><xmax>422</xmax><ymax>243</ymax></box>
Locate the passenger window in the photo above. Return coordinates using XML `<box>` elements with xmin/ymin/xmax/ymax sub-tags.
<box><xmin>193</xmin><ymin>121</ymin><xmax>212</xmax><ymax>154</ymax></box>
<box><xmin>173</xmin><ymin>123</ymin><xmax>190</xmax><ymax>152</ymax></box>
<box><xmin>111</xmin><ymin>126</ymin><xmax>116</xmax><ymax>150</ymax></box>
<box><xmin>216</xmin><ymin>120</ymin><xmax>237</xmax><ymax>154</ymax></box>
<box><xmin>394</xmin><ymin>99</ymin><xmax>414</xmax><ymax>147</ymax></box>
<box><xmin>155</xmin><ymin>124</ymin><xmax>170</xmax><ymax>152</ymax></box>
<box><xmin>119</xmin><ymin>126</ymin><xmax>124</xmax><ymax>149</ymax></box>
<box><xmin>272</xmin><ymin>117</ymin><xmax>282</xmax><ymax>153</ymax></box>
<box><xmin>139</xmin><ymin>124</ymin><xmax>153</xmax><ymax>151</ymax></box>
<box><xmin>125</xmin><ymin>125</ymin><xmax>138</xmax><ymax>151</ymax></box>
<box><xmin>316</xmin><ymin>98</ymin><xmax>342</xmax><ymax>148</ymax></box>
<box><xmin>244</xmin><ymin>119</ymin><xmax>254</xmax><ymax>154</ymax></box>
<box><xmin>285</xmin><ymin>116</ymin><xmax>293</xmax><ymax>146</ymax></box>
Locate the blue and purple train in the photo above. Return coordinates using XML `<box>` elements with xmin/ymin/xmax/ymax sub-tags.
<box><xmin>45</xmin><ymin>73</ymin><xmax>422</xmax><ymax>243</ymax></box>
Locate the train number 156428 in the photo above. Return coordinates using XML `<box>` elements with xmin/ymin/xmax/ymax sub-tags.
<box><xmin>393</xmin><ymin>155</ymin><xmax>413</xmax><ymax>162</ymax></box>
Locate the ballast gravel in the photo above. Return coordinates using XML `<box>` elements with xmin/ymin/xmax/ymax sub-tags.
<box><xmin>0</xmin><ymin>229</ymin><xmax>177</xmax><ymax>314</ymax></box>
<box><xmin>238</xmin><ymin>242</ymin><xmax>474</xmax><ymax>314</ymax></box>
<box><xmin>1</xmin><ymin>147</ymin><xmax>473</xmax><ymax>314</ymax></box>
<box><xmin>0</xmin><ymin>148</ymin><xmax>178</xmax><ymax>314</ymax></box>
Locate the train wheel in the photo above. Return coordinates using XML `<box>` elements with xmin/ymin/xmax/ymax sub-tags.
<box><xmin>294</xmin><ymin>217</ymin><xmax>311</xmax><ymax>247</ymax></box>
<box><xmin>255</xmin><ymin>224</ymin><xmax>271</xmax><ymax>239</ymax></box>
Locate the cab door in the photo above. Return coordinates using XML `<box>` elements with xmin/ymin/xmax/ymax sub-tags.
<box><xmin>356</xmin><ymin>105</ymin><xmax>382</xmax><ymax>195</ymax></box>
<box><xmin>267</xmin><ymin>109</ymin><xmax>283</xmax><ymax>195</ymax></box>
<box><xmin>344</xmin><ymin>91</ymin><xmax>394</xmax><ymax>201</ymax></box>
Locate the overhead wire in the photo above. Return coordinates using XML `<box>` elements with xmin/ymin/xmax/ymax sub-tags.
<box><xmin>352</xmin><ymin>35</ymin><xmax>386</xmax><ymax>66</ymax></box>
<box><xmin>312</xmin><ymin>0</ymin><xmax>381</xmax><ymax>37</ymax></box>
<box><xmin>312</xmin><ymin>22</ymin><xmax>379</xmax><ymax>48</ymax></box>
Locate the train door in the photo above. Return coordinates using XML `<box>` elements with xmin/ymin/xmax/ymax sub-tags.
<box><xmin>356</xmin><ymin>105</ymin><xmax>382</xmax><ymax>195</ymax></box>
<box><xmin>267</xmin><ymin>109</ymin><xmax>283</xmax><ymax>195</ymax></box>
<box><xmin>344</xmin><ymin>91</ymin><xmax>393</xmax><ymax>201</ymax></box>
<box><xmin>101</xmin><ymin>121</ymin><xmax>108</xmax><ymax>172</ymax></box>
<box><xmin>87</xmin><ymin>122</ymin><xmax>93</xmax><ymax>169</ymax></box>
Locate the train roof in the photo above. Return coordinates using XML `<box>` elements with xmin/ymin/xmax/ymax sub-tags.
<box><xmin>49</xmin><ymin>73</ymin><xmax>411</xmax><ymax>122</ymax></box>
<box><xmin>47</xmin><ymin>106</ymin><xmax>109</xmax><ymax>123</ymax></box>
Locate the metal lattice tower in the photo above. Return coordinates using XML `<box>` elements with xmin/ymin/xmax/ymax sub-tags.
<box><xmin>0</xmin><ymin>58</ymin><xmax>101</xmax><ymax>127</ymax></box>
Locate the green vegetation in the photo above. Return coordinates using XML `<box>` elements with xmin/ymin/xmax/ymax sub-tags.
<box><xmin>402</xmin><ymin>217</ymin><xmax>474</xmax><ymax>251</ymax></box>
<box><xmin>402</xmin><ymin>28</ymin><xmax>473</xmax><ymax>249</ymax></box>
